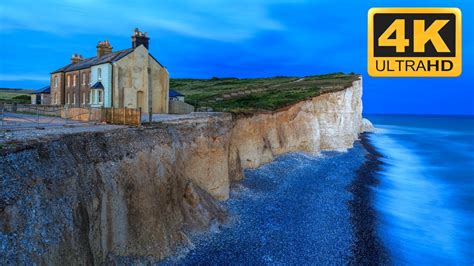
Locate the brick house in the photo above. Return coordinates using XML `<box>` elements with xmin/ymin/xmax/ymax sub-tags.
<box><xmin>50</xmin><ymin>28</ymin><xmax>169</xmax><ymax>113</ymax></box>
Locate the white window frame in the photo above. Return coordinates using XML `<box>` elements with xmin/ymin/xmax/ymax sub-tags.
<box><xmin>98</xmin><ymin>90</ymin><xmax>103</xmax><ymax>104</ymax></box>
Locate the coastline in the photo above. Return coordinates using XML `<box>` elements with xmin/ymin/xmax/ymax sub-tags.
<box><xmin>348</xmin><ymin>133</ymin><xmax>390</xmax><ymax>264</ymax></box>
<box><xmin>163</xmin><ymin>140</ymin><xmax>374</xmax><ymax>264</ymax></box>
<box><xmin>1</xmin><ymin>82</ymin><xmax>365</xmax><ymax>264</ymax></box>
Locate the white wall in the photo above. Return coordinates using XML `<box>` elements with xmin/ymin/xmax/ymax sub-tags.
<box><xmin>91</xmin><ymin>63</ymin><xmax>112</xmax><ymax>107</ymax></box>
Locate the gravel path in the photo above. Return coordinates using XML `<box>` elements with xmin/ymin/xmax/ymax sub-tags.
<box><xmin>0</xmin><ymin>112</ymin><xmax>126</xmax><ymax>145</ymax></box>
<box><xmin>0</xmin><ymin>124</ymin><xmax>125</xmax><ymax>145</ymax></box>
<box><xmin>1</xmin><ymin>112</ymin><xmax>221</xmax><ymax>145</ymax></box>
<box><xmin>164</xmin><ymin>143</ymin><xmax>367</xmax><ymax>265</ymax></box>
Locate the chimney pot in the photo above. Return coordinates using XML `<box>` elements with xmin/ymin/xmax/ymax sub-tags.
<box><xmin>97</xmin><ymin>40</ymin><xmax>113</xmax><ymax>57</ymax></box>
<box><xmin>71</xmin><ymin>53</ymin><xmax>83</xmax><ymax>64</ymax></box>
<box><xmin>131</xmin><ymin>28</ymin><xmax>150</xmax><ymax>50</ymax></box>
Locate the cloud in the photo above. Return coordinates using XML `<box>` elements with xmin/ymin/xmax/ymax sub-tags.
<box><xmin>0</xmin><ymin>0</ymin><xmax>294</xmax><ymax>41</ymax></box>
<box><xmin>0</xmin><ymin>74</ymin><xmax>49</xmax><ymax>81</ymax></box>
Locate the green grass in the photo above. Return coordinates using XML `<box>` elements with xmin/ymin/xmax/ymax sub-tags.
<box><xmin>0</xmin><ymin>89</ymin><xmax>34</xmax><ymax>104</ymax></box>
<box><xmin>170</xmin><ymin>72</ymin><xmax>359</xmax><ymax>113</ymax></box>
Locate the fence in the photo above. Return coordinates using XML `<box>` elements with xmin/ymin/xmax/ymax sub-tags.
<box><xmin>62</xmin><ymin>107</ymin><xmax>102</xmax><ymax>122</ymax></box>
<box><xmin>0</xmin><ymin>103</ymin><xmax>141</xmax><ymax>128</ymax></box>
<box><xmin>0</xmin><ymin>104</ymin><xmax>81</xmax><ymax>129</ymax></box>
<box><xmin>2</xmin><ymin>103</ymin><xmax>63</xmax><ymax>116</ymax></box>
<box><xmin>100</xmin><ymin>107</ymin><xmax>141</xmax><ymax>125</ymax></box>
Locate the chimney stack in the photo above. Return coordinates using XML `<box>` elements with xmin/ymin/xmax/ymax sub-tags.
<box><xmin>71</xmin><ymin>53</ymin><xmax>83</xmax><ymax>64</ymax></box>
<box><xmin>96</xmin><ymin>40</ymin><xmax>113</xmax><ymax>57</ymax></box>
<box><xmin>131</xmin><ymin>28</ymin><xmax>149</xmax><ymax>49</ymax></box>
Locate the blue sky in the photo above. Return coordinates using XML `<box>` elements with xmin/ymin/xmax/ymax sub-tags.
<box><xmin>0</xmin><ymin>0</ymin><xmax>472</xmax><ymax>115</ymax></box>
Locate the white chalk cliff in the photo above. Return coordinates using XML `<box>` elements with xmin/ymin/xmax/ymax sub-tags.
<box><xmin>0</xmin><ymin>78</ymin><xmax>370</xmax><ymax>264</ymax></box>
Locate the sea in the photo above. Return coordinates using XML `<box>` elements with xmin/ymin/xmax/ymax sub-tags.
<box><xmin>367</xmin><ymin>115</ymin><xmax>474</xmax><ymax>265</ymax></box>
<box><xmin>163</xmin><ymin>115</ymin><xmax>474</xmax><ymax>265</ymax></box>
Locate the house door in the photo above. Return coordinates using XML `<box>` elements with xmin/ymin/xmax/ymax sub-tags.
<box><xmin>137</xmin><ymin>91</ymin><xmax>145</xmax><ymax>110</ymax></box>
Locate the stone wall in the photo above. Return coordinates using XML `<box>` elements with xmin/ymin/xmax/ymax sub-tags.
<box><xmin>169</xmin><ymin>100</ymin><xmax>194</xmax><ymax>114</ymax></box>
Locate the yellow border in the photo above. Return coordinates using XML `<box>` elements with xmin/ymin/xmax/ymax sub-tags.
<box><xmin>368</xmin><ymin>8</ymin><xmax>462</xmax><ymax>77</ymax></box>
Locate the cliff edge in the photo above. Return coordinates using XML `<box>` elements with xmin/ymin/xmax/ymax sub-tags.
<box><xmin>1</xmin><ymin>79</ymin><xmax>367</xmax><ymax>264</ymax></box>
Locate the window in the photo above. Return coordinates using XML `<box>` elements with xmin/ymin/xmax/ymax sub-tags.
<box><xmin>98</xmin><ymin>68</ymin><xmax>102</xmax><ymax>80</ymax></box>
<box><xmin>54</xmin><ymin>93</ymin><xmax>57</xmax><ymax>104</ymax></box>
<box><xmin>89</xmin><ymin>73</ymin><xmax>91</xmax><ymax>84</ymax></box>
<box><xmin>82</xmin><ymin>73</ymin><xmax>86</xmax><ymax>85</ymax></box>
<box><xmin>73</xmin><ymin>93</ymin><xmax>76</xmax><ymax>104</ymax></box>
<box><xmin>82</xmin><ymin>92</ymin><xmax>86</xmax><ymax>105</ymax></box>
<box><xmin>54</xmin><ymin>76</ymin><xmax>58</xmax><ymax>88</ymax></box>
<box><xmin>67</xmin><ymin>76</ymin><xmax>70</xmax><ymax>87</ymax></box>
<box><xmin>98</xmin><ymin>90</ymin><xmax>103</xmax><ymax>104</ymax></box>
<box><xmin>73</xmin><ymin>75</ymin><xmax>76</xmax><ymax>86</ymax></box>
<box><xmin>67</xmin><ymin>93</ymin><xmax>70</xmax><ymax>104</ymax></box>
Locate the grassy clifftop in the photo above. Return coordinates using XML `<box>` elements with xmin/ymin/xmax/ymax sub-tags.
<box><xmin>170</xmin><ymin>73</ymin><xmax>360</xmax><ymax>113</ymax></box>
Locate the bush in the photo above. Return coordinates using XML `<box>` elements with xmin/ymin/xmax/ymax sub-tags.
<box><xmin>13</xmin><ymin>95</ymin><xmax>31</xmax><ymax>100</ymax></box>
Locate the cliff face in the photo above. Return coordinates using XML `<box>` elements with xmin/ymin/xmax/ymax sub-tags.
<box><xmin>0</xmin><ymin>80</ymin><xmax>365</xmax><ymax>264</ymax></box>
<box><xmin>229</xmin><ymin>80</ymin><xmax>363</xmax><ymax>178</ymax></box>
<box><xmin>0</xmin><ymin>118</ymin><xmax>231</xmax><ymax>264</ymax></box>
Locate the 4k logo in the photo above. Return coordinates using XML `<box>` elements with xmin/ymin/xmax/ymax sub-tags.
<box><xmin>368</xmin><ymin>8</ymin><xmax>462</xmax><ymax>77</ymax></box>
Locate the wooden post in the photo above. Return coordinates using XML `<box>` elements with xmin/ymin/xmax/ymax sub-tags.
<box><xmin>123</xmin><ymin>107</ymin><xmax>126</xmax><ymax>125</ymax></box>
<box><xmin>111</xmin><ymin>107</ymin><xmax>114</xmax><ymax>124</ymax></box>
<box><xmin>139</xmin><ymin>107</ymin><xmax>142</xmax><ymax>126</ymax></box>
<box><xmin>149</xmin><ymin>107</ymin><xmax>152</xmax><ymax>123</ymax></box>
<box><xmin>64</xmin><ymin>105</ymin><xmax>68</xmax><ymax>125</ymax></box>
<box><xmin>36</xmin><ymin>107</ymin><xmax>39</xmax><ymax>126</ymax></box>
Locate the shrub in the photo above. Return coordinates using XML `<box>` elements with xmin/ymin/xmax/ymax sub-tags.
<box><xmin>13</xmin><ymin>95</ymin><xmax>31</xmax><ymax>100</ymax></box>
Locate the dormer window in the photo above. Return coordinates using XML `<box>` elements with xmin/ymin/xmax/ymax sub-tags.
<box><xmin>98</xmin><ymin>68</ymin><xmax>102</xmax><ymax>80</ymax></box>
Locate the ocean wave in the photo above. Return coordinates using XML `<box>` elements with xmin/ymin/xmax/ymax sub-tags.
<box><xmin>370</xmin><ymin>127</ymin><xmax>473</xmax><ymax>265</ymax></box>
